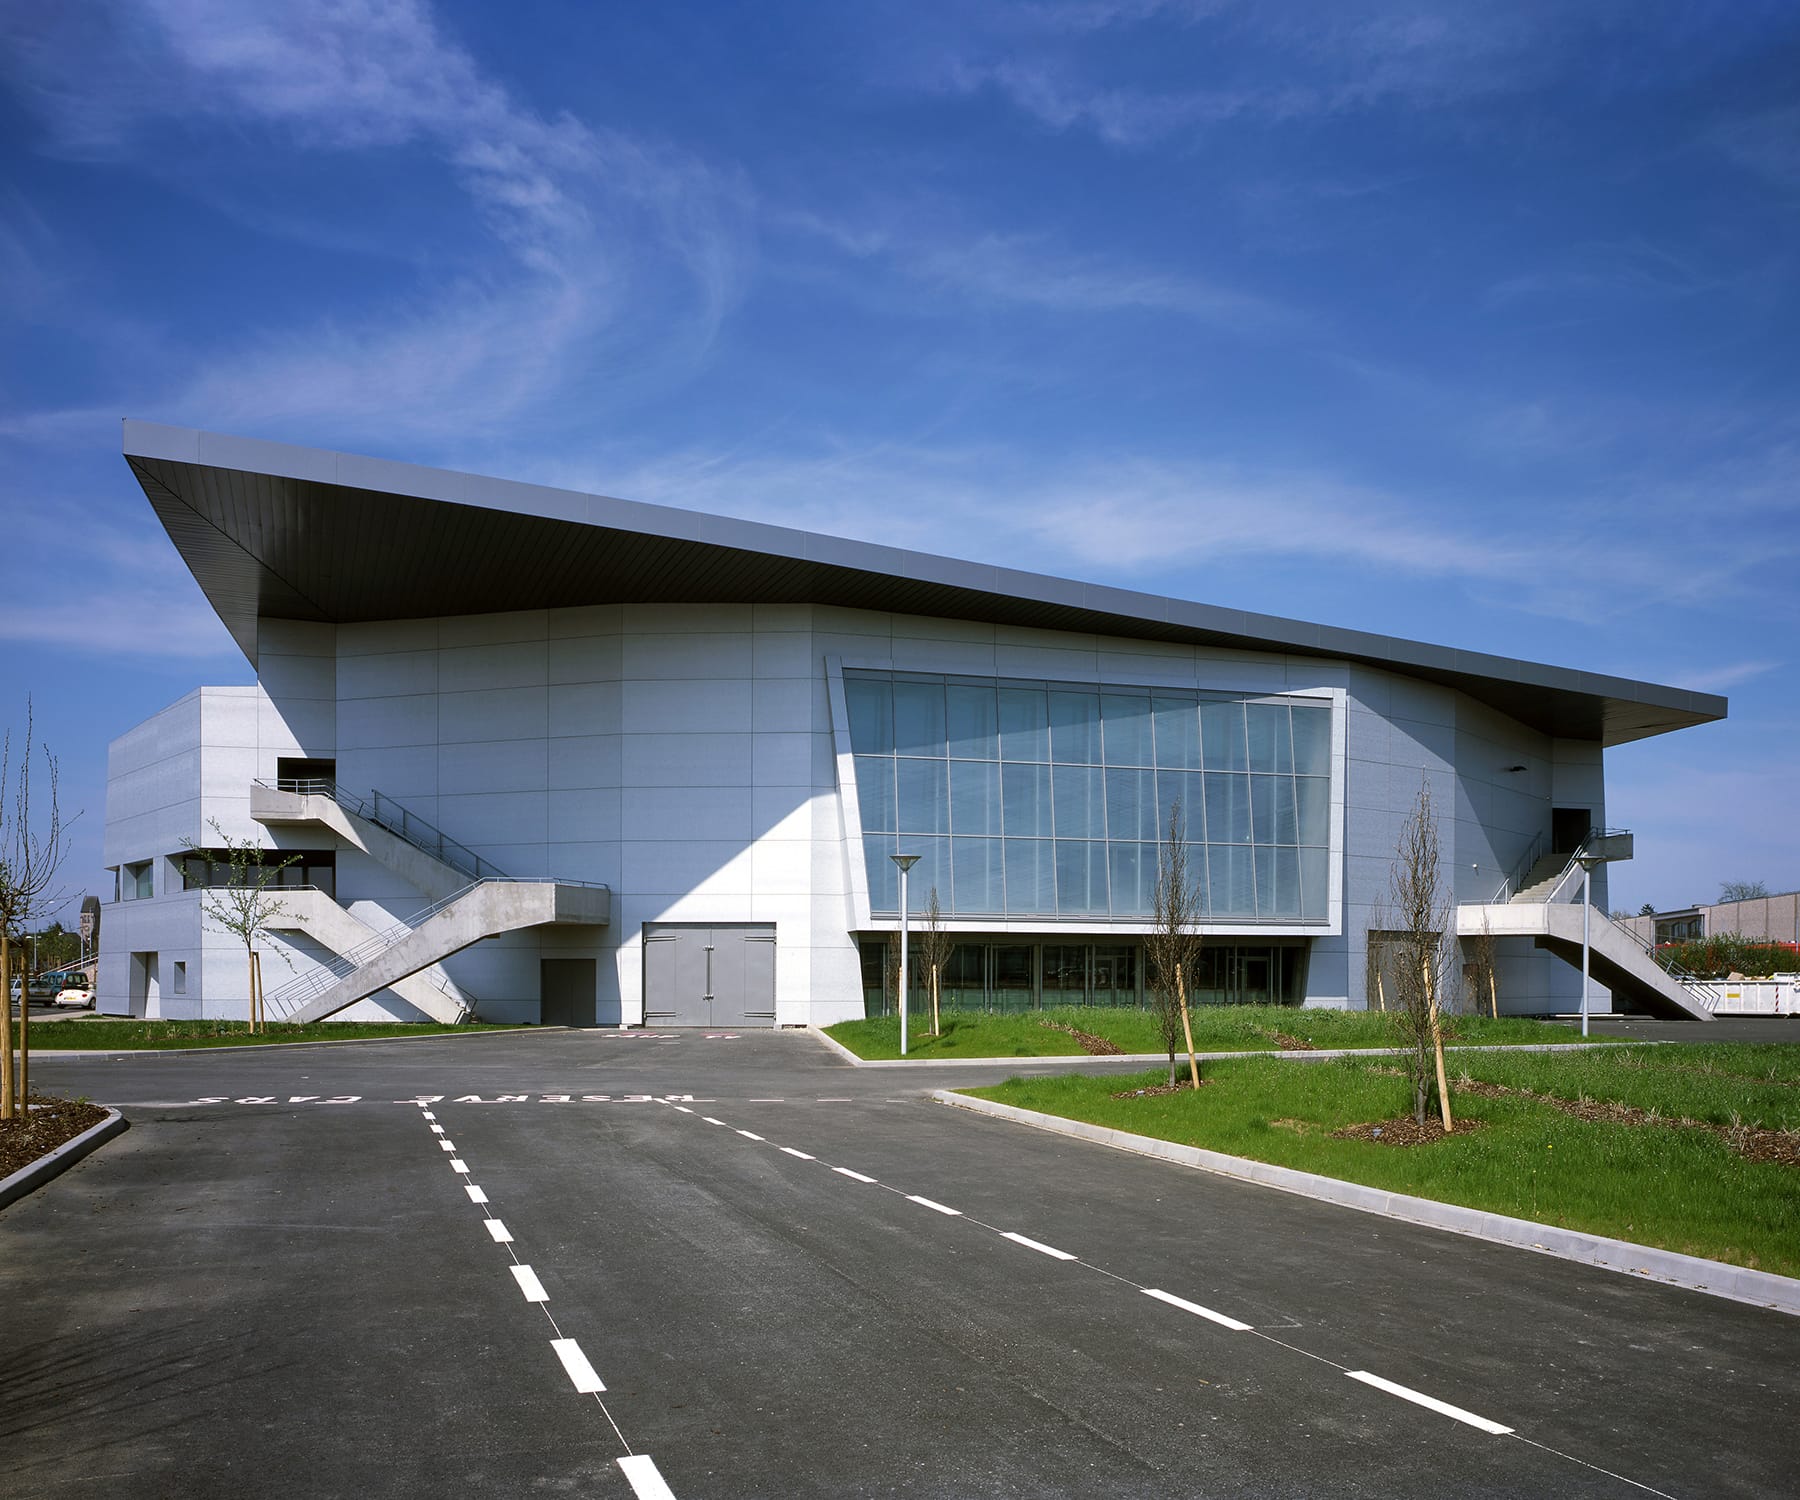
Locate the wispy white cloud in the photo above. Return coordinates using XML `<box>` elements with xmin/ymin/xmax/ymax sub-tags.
<box><xmin>1707</xmin><ymin>105</ymin><xmax>1800</xmax><ymax>192</ymax></box>
<box><xmin>1666</xmin><ymin>661</ymin><xmax>1783</xmax><ymax>693</ymax></box>
<box><xmin>1482</xmin><ymin>239</ymin><xmax>1722</xmax><ymax>309</ymax></box>
<box><xmin>1</xmin><ymin>0</ymin><xmax>752</xmax><ymax>445</ymax></box>
<box><xmin>912</xmin><ymin>233</ymin><xmax>1302</xmax><ymax>331</ymax></box>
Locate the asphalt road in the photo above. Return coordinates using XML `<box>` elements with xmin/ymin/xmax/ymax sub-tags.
<box><xmin>4</xmin><ymin>1029</ymin><xmax>1794</xmax><ymax>1498</ymax></box>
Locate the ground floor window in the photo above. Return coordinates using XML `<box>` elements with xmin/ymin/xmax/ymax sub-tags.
<box><xmin>857</xmin><ymin>936</ymin><xmax>1307</xmax><ymax>1015</ymax></box>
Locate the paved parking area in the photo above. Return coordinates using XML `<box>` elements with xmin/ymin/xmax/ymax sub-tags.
<box><xmin>4</xmin><ymin>1030</ymin><xmax>1794</xmax><ymax>1497</ymax></box>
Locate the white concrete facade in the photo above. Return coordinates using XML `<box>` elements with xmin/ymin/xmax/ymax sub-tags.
<box><xmin>103</xmin><ymin>600</ymin><xmax>1614</xmax><ymax>1024</ymax></box>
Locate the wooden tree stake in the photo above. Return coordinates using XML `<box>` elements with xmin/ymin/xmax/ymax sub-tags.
<box><xmin>1177</xmin><ymin>962</ymin><xmax>1199</xmax><ymax>1089</ymax></box>
<box><xmin>1424</xmin><ymin>956</ymin><xmax>1452</xmax><ymax>1131</ymax></box>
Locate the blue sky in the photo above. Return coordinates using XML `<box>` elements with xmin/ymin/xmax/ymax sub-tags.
<box><xmin>2</xmin><ymin>0</ymin><xmax>1796</xmax><ymax>921</ymax></box>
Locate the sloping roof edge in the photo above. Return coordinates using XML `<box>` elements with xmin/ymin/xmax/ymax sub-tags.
<box><xmin>121</xmin><ymin>420</ymin><xmax>1726</xmax><ymax>748</ymax></box>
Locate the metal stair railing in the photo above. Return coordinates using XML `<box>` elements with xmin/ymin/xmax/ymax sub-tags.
<box><xmin>1607</xmin><ymin>916</ymin><xmax>1722</xmax><ymax>1011</ymax></box>
<box><xmin>259</xmin><ymin>877</ymin><xmax>496</xmax><ymax>1018</ymax></box>
<box><xmin>262</xmin><ymin>778</ymin><xmax>611</xmax><ymax>889</ymax></box>
<box><xmin>1491</xmin><ymin>832</ymin><xmax>1545</xmax><ymax>903</ymax></box>
<box><xmin>265</xmin><ymin>777</ymin><xmax>507</xmax><ymax>881</ymax></box>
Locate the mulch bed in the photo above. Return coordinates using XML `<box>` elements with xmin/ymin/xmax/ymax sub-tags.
<box><xmin>1111</xmin><ymin>1079</ymin><xmax>1211</xmax><ymax>1098</ymax></box>
<box><xmin>1455</xmin><ymin>1078</ymin><xmax>1800</xmax><ymax>1168</ymax></box>
<box><xmin>1265</xmin><ymin>1031</ymin><xmax>1317</xmax><ymax>1051</ymax></box>
<box><xmin>0</xmin><ymin>1095</ymin><xmax>109</xmax><ymax>1180</ymax></box>
<box><xmin>1333</xmin><ymin>1116</ymin><xmax>1487</xmax><ymax>1146</ymax></box>
<box><xmin>1039</xmin><ymin>1020</ymin><xmax>1125</xmax><ymax>1056</ymax></box>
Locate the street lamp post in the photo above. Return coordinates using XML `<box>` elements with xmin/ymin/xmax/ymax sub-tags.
<box><xmin>1581</xmin><ymin>859</ymin><xmax>1593</xmax><ymax>1038</ymax></box>
<box><xmin>891</xmin><ymin>853</ymin><xmax>920</xmax><ymax>1057</ymax></box>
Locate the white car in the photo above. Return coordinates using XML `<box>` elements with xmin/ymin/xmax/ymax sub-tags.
<box><xmin>52</xmin><ymin>984</ymin><xmax>95</xmax><ymax>1009</ymax></box>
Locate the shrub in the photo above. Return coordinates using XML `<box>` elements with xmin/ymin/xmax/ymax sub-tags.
<box><xmin>1656</xmin><ymin>934</ymin><xmax>1800</xmax><ymax>978</ymax></box>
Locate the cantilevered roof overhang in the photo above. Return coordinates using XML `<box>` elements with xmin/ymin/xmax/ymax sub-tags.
<box><xmin>123</xmin><ymin>421</ymin><xmax>1726</xmax><ymax>748</ymax></box>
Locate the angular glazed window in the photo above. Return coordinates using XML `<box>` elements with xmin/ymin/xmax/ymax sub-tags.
<box><xmin>866</xmin><ymin>847</ymin><xmax>898</xmax><ymax>912</ymax></box>
<box><xmin>1249</xmin><ymin>775</ymin><xmax>1278</xmax><ymax>846</ymax></box>
<box><xmin>950</xmin><ymin>759</ymin><xmax>1002</xmax><ymax>836</ymax></box>
<box><xmin>1052</xmin><ymin>764</ymin><xmax>1105</xmax><ymax>840</ymax></box>
<box><xmin>1155</xmin><ymin>769</ymin><xmax>1204</xmax><ymax>841</ymax></box>
<box><xmin>1101</xmin><ymin>694</ymin><xmax>1153</xmax><ymax>767</ymax></box>
<box><xmin>1205</xmin><ymin>773</ymin><xmax>1252</xmax><ymax>846</ymax></box>
<box><xmin>845</xmin><ymin>676</ymin><xmax>893</xmax><ymax>755</ymax></box>
<box><xmin>896</xmin><ymin>758</ymin><xmax>948</xmax><ymax>834</ymax></box>
<box><xmin>952</xmin><ymin>837</ymin><xmax>1003</xmax><ymax>914</ymax></box>
<box><xmin>1291</xmin><ymin>704</ymin><xmax>1331</xmax><ymax>776</ymax></box>
<box><xmin>1296</xmin><ymin>776</ymin><xmax>1330</xmax><ymax>847</ymax></box>
<box><xmin>1105</xmin><ymin>767</ymin><xmax>1157</xmax><ymax>843</ymax></box>
<box><xmin>1107</xmin><ymin>840</ymin><xmax>1153</xmax><ymax>917</ymax></box>
<box><xmin>1049</xmin><ymin>690</ymin><xmax>1102</xmax><ymax>765</ymax></box>
<box><xmin>1200</xmin><ymin>700</ymin><xmax>1248</xmax><ymax>771</ymax></box>
<box><xmin>1055</xmin><ymin>840</ymin><xmax>1109</xmax><ymax>916</ymax></box>
<box><xmin>1209</xmin><ymin>842</ymin><xmax>1256</xmax><ymax>917</ymax></box>
<box><xmin>906</xmin><ymin>838</ymin><xmax>950</xmax><ymax>907</ymax></box>
<box><xmin>854</xmin><ymin>756</ymin><xmax>896</xmax><ymax>832</ymax></box>
<box><xmin>1246</xmin><ymin>703</ymin><xmax>1293</xmax><ymax>774</ymax></box>
<box><xmin>1268</xmin><ymin>845</ymin><xmax>1302</xmax><ymax>918</ymax></box>
<box><xmin>1004</xmin><ymin>838</ymin><xmax>1055</xmax><ymax>913</ymax></box>
<box><xmin>998</xmin><ymin>687</ymin><xmax>1050</xmax><ymax>762</ymax></box>
<box><xmin>1042</xmin><ymin>944</ymin><xmax>1088</xmax><ymax>999</ymax></box>
<box><xmin>1002</xmin><ymin>762</ymin><xmax>1053</xmax><ymax>838</ymax></box>
<box><xmin>946</xmin><ymin>683</ymin><xmax>1000</xmax><ymax>760</ymax></box>
<box><xmin>1151</xmin><ymin>695</ymin><xmax>1200</xmax><ymax>770</ymax></box>
<box><xmin>892</xmin><ymin>679</ymin><xmax>947</xmax><ymax>757</ymax></box>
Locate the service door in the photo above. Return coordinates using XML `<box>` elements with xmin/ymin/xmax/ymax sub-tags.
<box><xmin>643</xmin><ymin>924</ymin><xmax>776</xmax><ymax>1027</ymax></box>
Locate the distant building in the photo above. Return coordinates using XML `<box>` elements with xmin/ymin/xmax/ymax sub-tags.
<box><xmin>1624</xmin><ymin>891</ymin><xmax>1800</xmax><ymax>949</ymax></box>
<box><xmin>99</xmin><ymin>423</ymin><xmax>1729</xmax><ymax>1026</ymax></box>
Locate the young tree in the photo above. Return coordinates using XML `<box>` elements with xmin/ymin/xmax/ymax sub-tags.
<box><xmin>1386</xmin><ymin>781</ymin><xmax>1454</xmax><ymax>1130</ymax></box>
<box><xmin>0</xmin><ymin>705</ymin><xmax>78</xmax><ymax>1121</ymax></box>
<box><xmin>917</xmin><ymin>886</ymin><xmax>954</xmax><ymax>1036</ymax></box>
<box><xmin>1145</xmin><ymin>800</ymin><xmax>1204</xmax><ymax>1088</ymax></box>
<box><xmin>190</xmin><ymin>821</ymin><xmax>298</xmax><ymax>1033</ymax></box>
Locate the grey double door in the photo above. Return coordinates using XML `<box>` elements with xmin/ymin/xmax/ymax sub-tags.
<box><xmin>643</xmin><ymin>924</ymin><xmax>776</xmax><ymax>1028</ymax></box>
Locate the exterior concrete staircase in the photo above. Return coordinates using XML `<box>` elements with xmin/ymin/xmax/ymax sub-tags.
<box><xmin>264</xmin><ymin>877</ymin><xmax>610</xmax><ymax>1023</ymax></box>
<box><xmin>1464</xmin><ymin>841</ymin><xmax>1716</xmax><ymax>1021</ymax></box>
<box><xmin>267</xmin><ymin>887</ymin><xmax>476</xmax><ymax>1025</ymax></box>
<box><xmin>1508</xmin><ymin>852</ymin><xmax>1579</xmax><ymax>904</ymax></box>
<box><xmin>250</xmin><ymin>781</ymin><xmax>610</xmax><ymax>1024</ymax></box>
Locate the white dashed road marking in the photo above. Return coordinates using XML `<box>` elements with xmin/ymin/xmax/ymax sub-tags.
<box><xmin>1346</xmin><ymin>1371</ymin><xmax>1513</xmax><ymax>1435</ymax></box>
<box><xmin>780</xmin><ymin>1147</ymin><xmax>816</xmax><ymax>1160</ymax></box>
<box><xmin>701</xmin><ymin>1117</ymin><xmax>727</xmax><ymax>1126</ymax></box>
<box><xmin>832</xmin><ymin>1167</ymin><xmax>877</xmax><ymax>1183</ymax></box>
<box><xmin>439</xmin><ymin>1139</ymin><xmax>456</xmax><ymax>1151</ymax></box>
<box><xmin>511</xmin><ymin>1265</ymin><xmax>550</xmax><ymax>1303</ymax></box>
<box><xmin>1002</xmin><ymin>1231</ymin><xmax>1078</xmax><ymax>1261</ymax></box>
<box><xmin>736</xmin><ymin>1130</ymin><xmax>764</xmax><ymax>1141</ymax></box>
<box><xmin>484</xmin><ymin>1218</ymin><xmax>513</xmax><ymax>1244</ymax></box>
<box><xmin>1143</xmin><ymin>1288</ymin><xmax>1252</xmax><ymax>1331</ymax></box>
<box><xmin>906</xmin><ymin>1195</ymin><xmax>962</xmax><ymax>1216</ymax></box>
<box><xmin>450</xmin><ymin>1159</ymin><xmax>470</xmax><ymax>1174</ymax></box>
<box><xmin>617</xmin><ymin>1454</ymin><xmax>679</xmax><ymax>1499</ymax></box>
<box><xmin>550</xmin><ymin>1337</ymin><xmax>606</xmax><ymax>1394</ymax></box>
<box><xmin>465</xmin><ymin>1185</ymin><xmax>488</xmax><ymax>1204</ymax></box>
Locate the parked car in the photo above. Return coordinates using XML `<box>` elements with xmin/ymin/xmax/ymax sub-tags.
<box><xmin>52</xmin><ymin>983</ymin><xmax>95</xmax><ymax>1009</ymax></box>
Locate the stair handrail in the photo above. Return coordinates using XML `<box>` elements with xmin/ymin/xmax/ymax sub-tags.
<box><xmin>1492</xmin><ymin>831</ymin><xmax>1545</xmax><ymax>903</ymax></box>
<box><xmin>259</xmin><ymin>778</ymin><xmax>509</xmax><ymax>882</ymax></box>
<box><xmin>259</xmin><ymin>876</ymin><xmax>495</xmax><ymax>1011</ymax></box>
<box><xmin>1606</xmin><ymin>913</ymin><xmax>1723</xmax><ymax>1010</ymax></box>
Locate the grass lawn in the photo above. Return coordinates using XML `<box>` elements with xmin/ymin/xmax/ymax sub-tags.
<box><xmin>964</xmin><ymin>1044</ymin><xmax>1800</xmax><ymax>1277</ymax></box>
<box><xmin>825</xmin><ymin>1004</ymin><xmax>1605</xmax><ymax>1061</ymax></box>
<box><xmin>26</xmin><ymin>1019</ymin><xmax>520</xmax><ymax>1050</ymax></box>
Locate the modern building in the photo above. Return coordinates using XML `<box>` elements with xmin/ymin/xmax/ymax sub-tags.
<box><xmin>100</xmin><ymin>423</ymin><xmax>1729</xmax><ymax>1027</ymax></box>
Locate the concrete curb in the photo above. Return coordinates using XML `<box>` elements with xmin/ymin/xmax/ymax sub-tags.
<box><xmin>813</xmin><ymin>1029</ymin><xmax>1635</xmax><ymax>1069</ymax></box>
<box><xmin>936</xmin><ymin>1089</ymin><xmax>1800</xmax><ymax>1318</ymax></box>
<box><xmin>36</xmin><ymin>1025</ymin><xmax>541</xmax><ymax>1060</ymax></box>
<box><xmin>0</xmin><ymin>1108</ymin><xmax>128</xmax><ymax>1213</ymax></box>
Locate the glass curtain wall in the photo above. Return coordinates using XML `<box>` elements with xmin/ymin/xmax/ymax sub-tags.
<box><xmin>847</xmin><ymin>671</ymin><xmax>1331</xmax><ymax>921</ymax></box>
<box><xmin>857</xmin><ymin>937</ymin><xmax>1306</xmax><ymax>1014</ymax></box>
